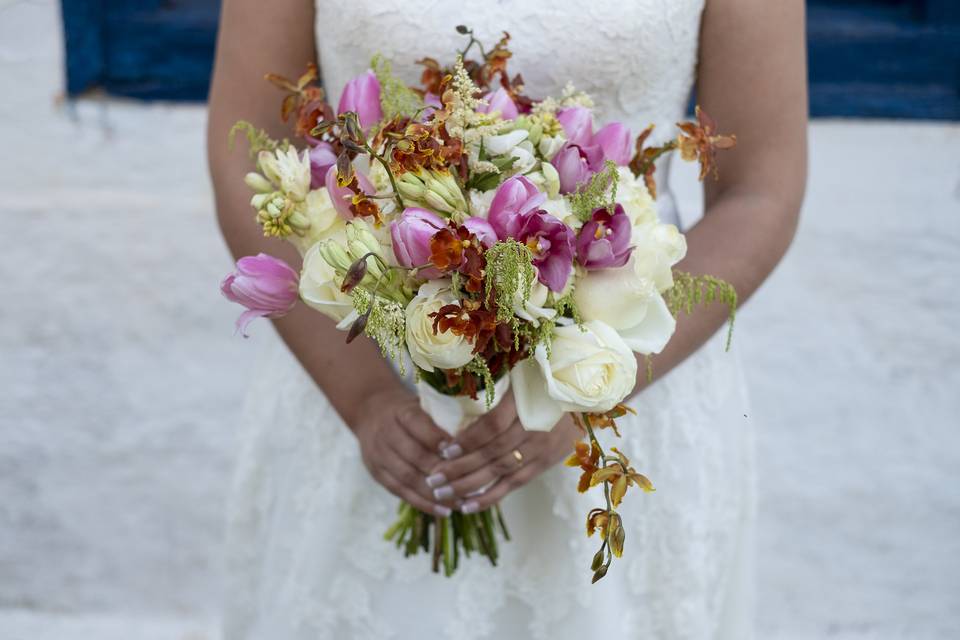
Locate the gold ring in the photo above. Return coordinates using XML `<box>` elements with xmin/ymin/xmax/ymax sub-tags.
<box><xmin>512</xmin><ymin>449</ymin><xmax>524</xmax><ymax>466</ymax></box>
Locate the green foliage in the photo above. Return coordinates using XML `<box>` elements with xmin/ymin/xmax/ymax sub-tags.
<box><xmin>228</xmin><ymin>121</ymin><xmax>280</xmax><ymax>159</ymax></box>
<box><xmin>352</xmin><ymin>289</ymin><xmax>408</xmax><ymax>373</ymax></box>
<box><xmin>552</xmin><ymin>290</ymin><xmax>584</xmax><ymax>326</ymax></box>
<box><xmin>465</xmin><ymin>356</ymin><xmax>497</xmax><ymax>409</ymax></box>
<box><xmin>484</xmin><ymin>240</ymin><xmax>536</xmax><ymax>325</ymax></box>
<box><xmin>665</xmin><ymin>271</ymin><xmax>738</xmax><ymax>351</ymax></box>
<box><xmin>569</xmin><ymin>160</ymin><xmax>619</xmax><ymax>222</ymax></box>
<box><xmin>371</xmin><ymin>54</ymin><xmax>423</xmax><ymax>121</ymax></box>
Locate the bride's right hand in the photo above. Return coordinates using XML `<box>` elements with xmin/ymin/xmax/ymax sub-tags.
<box><xmin>352</xmin><ymin>388</ymin><xmax>454</xmax><ymax>518</ymax></box>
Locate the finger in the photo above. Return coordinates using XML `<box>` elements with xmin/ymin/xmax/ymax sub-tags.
<box><xmin>396</xmin><ymin>402</ymin><xmax>452</xmax><ymax>455</ymax></box>
<box><xmin>381</xmin><ymin>417</ymin><xmax>443</xmax><ymax>475</ymax></box>
<box><xmin>457</xmin><ymin>461</ymin><xmax>541</xmax><ymax>514</ymax></box>
<box><xmin>378</xmin><ymin>447</ymin><xmax>452</xmax><ymax>506</ymax></box>
<box><xmin>377</xmin><ymin>466</ymin><xmax>452</xmax><ymax>518</ymax></box>
<box><xmin>430</xmin><ymin>419</ymin><xmax>529</xmax><ymax>485</ymax></box>
<box><xmin>448</xmin><ymin>392</ymin><xmax>518</xmax><ymax>455</ymax></box>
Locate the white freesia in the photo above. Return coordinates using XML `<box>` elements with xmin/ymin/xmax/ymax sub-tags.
<box><xmin>484</xmin><ymin>129</ymin><xmax>529</xmax><ymax>155</ymax></box>
<box><xmin>538</xmin><ymin>135</ymin><xmax>566</xmax><ymax>161</ymax></box>
<box><xmin>299</xmin><ymin>241</ymin><xmax>356</xmax><ymax>325</ymax></box>
<box><xmin>511</xmin><ymin>321</ymin><xmax>637</xmax><ymax>431</ymax></box>
<box><xmin>525</xmin><ymin>162</ymin><xmax>561</xmax><ymax>199</ymax></box>
<box><xmin>405</xmin><ymin>281</ymin><xmax>476</xmax><ymax>372</ymax></box>
<box><xmin>632</xmin><ymin>221</ymin><xmax>688</xmax><ymax>291</ymax></box>
<box><xmin>468</xmin><ymin>188</ymin><xmax>496</xmax><ymax>218</ymax></box>
<box><xmin>258</xmin><ymin>147</ymin><xmax>310</xmax><ymax>202</ymax></box>
<box><xmin>617</xmin><ymin>166</ymin><xmax>657</xmax><ymax>227</ymax></box>
<box><xmin>573</xmin><ymin>256</ymin><xmax>676</xmax><ymax>354</ymax></box>
<box><xmin>509</xmin><ymin>141</ymin><xmax>538</xmax><ymax>174</ymax></box>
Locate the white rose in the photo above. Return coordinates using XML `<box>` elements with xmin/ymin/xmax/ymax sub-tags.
<box><xmin>288</xmin><ymin>188</ymin><xmax>348</xmax><ymax>256</ymax></box>
<box><xmin>617</xmin><ymin>166</ymin><xmax>657</xmax><ymax>228</ymax></box>
<box><xmin>299</xmin><ymin>241</ymin><xmax>356</xmax><ymax>326</ymax></box>
<box><xmin>258</xmin><ymin>147</ymin><xmax>310</xmax><ymax>202</ymax></box>
<box><xmin>511</xmin><ymin>321</ymin><xmax>637</xmax><ymax>431</ymax></box>
<box><xmin>631</xmin><ymin>222</ymin><xmax>688</xmax><ymax>291</ymax></box>
<box><xmin>573</xmin><ymin>256</ymin><xmax>676</xmax><ymax>354</ymax></box>
<box><xmin>405</xmin><ymin>281</ymin><xmax>476</xmax><ymax>372</ymax></box>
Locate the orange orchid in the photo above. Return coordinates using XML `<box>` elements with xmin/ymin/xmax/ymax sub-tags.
<box><xmin>565</xmin><ymin>440</ymin><xmax>601</xmax><ymax>493</ymax></box>
<box><xmin>589</xmin><ymin>447</ymin><xmax>655</xmax><ymax>507</ymax></box>
<box><xmin>677</xmin><ymin>106</ymin><xmax>737</xmax><ymax>181</ymax></box>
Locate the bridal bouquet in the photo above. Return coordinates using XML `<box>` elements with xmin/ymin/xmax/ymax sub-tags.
<box><xmin>222</xmin><ymin>27</ymin><xmax>736</xmax><ymax>582</ymax></box>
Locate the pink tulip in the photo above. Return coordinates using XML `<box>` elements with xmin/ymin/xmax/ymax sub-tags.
<box><xmin>551</xmin><ymin>143</ymin><xmax>595</xmax><ymax>194</ymax></box>
<box><xmin>478</xmin><ymin>87</ymin><xmax>518</xmax><ymax>120</ymax></box>
<box><xmin>390</xmin><ymin>207</ymin><xmax>446</xmax><ymax>271</ymax></box>
<box><xmin>221</xmin><ymin>254</ymin><xmax>299</xmax><ymax>336</ymax></box>
<box><xmin>576</xmin><ymin>204</ymin><xmax>633</xmax><ymax>270</ymax></box>
<box><xmin>462</xmin><ymin>216</ymin><xmax>498</xmax><ymax>248</ymax></box>
<box><xmin>325</xmin><ymin>165</ymin><xmax>375</xmax><ymax>219</ymax></box>
<box><xmin>309</xmin><ymin>141</ymin><xmax>337</xmax><ymax>189</ymax></box>
<box><xmin>337</xmin><ymin>70</ymin><xmax>383</xmax><ymax>131</ymax></box>
<box><xmin>593</xmin><ymin>122</ymin><xmax>633</xmax><ymax>166</ymax></box>
<box><xmin>488</xmin><ymin>175</ymin><xmax>546</xmax><ymax>240</ymax></box>
<box><xmin>556</xmin><ymin>106</ymin><xmax>594</xmax><ymax>147</ymax></box>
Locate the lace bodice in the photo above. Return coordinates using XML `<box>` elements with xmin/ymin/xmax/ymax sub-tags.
<box><xmin>313</xmin><ymin>0</ymin><xmax>705</xmax><ymax>224</ymax></box>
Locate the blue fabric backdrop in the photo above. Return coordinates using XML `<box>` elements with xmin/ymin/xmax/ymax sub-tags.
<box><xmin>60</xmin><ymin>0</ymin><xmax>959</xmax><ymax>119</ymax></box>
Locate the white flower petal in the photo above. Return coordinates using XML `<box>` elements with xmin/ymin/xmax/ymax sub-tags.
<box><xmin>618</xmin><ymin>292</ymin><xmax>676</xmax><ymax>354</ymax></box>
<box><xmin>511</xmin><ymin>355</ymin><xmax>565</xmax><ymax>431</ymax></box>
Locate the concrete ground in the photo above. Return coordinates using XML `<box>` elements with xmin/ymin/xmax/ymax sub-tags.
<box><xmin>2</xmin><ymin>1</ymin><xmax>959</xmax><ymax>638</ymax></box>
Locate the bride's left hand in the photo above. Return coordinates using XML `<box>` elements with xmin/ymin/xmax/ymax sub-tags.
<box><xmin>424</xmin><ymin>394</ymin><xmax>582</xmax><ymax>514</ymax></box>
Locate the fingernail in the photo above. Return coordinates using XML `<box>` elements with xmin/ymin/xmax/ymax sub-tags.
<box><xmin>440</xmin><ymin>443</ymin><xmax>463</xmax><ymax>460</ymax></box>
<box><xmin>437</xmin><ymin>439</ymin><xmax>450</xmax><ymax>452</ymax></box>
<box><xmin>433</xmin><ymin>485</ymin><xmax>455</xmax><ymax>501</ymax></box>
<box><xmin>465</xmin><ymin>485</ymin><xmax>488</xmax><ymax>498</ymax></box>
<box><xmin>425</xmin><ymin>472</ymin><xmax>447</xmax><ymax>488</ymax></box>
<box><xmin>434</xmin><ymin>504</ymin><xmax>452</xmax><ymax>518</ymax></box>
<box><xmin>461</xmin><ymin>500</ymin><xmax>480</xmax><ymax>514</ymax></box>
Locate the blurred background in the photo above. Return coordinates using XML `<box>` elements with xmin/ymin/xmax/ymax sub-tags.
<box><xmin>1</xmin><ymin>0</ymin><xmax>958</xmax><ymax>638</ymax></box>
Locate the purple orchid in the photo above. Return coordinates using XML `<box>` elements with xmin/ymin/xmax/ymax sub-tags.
<box><xmin>576</xmin><ymin>204</ymin><xmax>633</xmax><ymax>270</ymax></box>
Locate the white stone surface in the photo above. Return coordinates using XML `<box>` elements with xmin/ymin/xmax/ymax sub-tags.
<box><xmin>1</xmin><ymin>0</ymin><xmax>959</xmax><ymax>638</ymax></box>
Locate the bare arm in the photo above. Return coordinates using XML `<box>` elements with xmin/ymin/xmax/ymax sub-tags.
<box><xmin>208</xmin><ymin>0</ymin><xmax>452</xmax><ymax>516</ymax></box>
<box><xmin>636</xmin><ymin>0</ymin><xmax>808</xmax><ymax>389</ymax></box>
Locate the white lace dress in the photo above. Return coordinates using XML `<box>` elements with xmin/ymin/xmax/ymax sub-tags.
<box><xmin>223</xmin><ymin>1</ymin><xmax>755</xmax><ymax>638</ymax></box>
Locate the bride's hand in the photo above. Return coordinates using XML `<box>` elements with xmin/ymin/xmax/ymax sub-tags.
<box><xmin>352</xmin><ymin>387</ymin><xmax>455</xmax><ymax>518</ymax></box>
<box><xmin>425</xmin><ymin>394</ymin><xmax>581</xmax><ymax>514</ymax></box>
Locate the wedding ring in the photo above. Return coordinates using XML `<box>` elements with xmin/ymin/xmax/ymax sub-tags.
<box><xmin>512</xmin><ymin>449</ymin><xmax>524</xmax><ymax>467</ymax></box>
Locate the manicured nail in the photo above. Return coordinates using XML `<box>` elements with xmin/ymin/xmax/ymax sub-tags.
<box><xmin>440</xmin><ymin>443</ymin><xmax>463</xmax><ymax>459</ymax></box>
<box><xmin>461</xmin><ymin>500</ymin><xmax>480</xmax><ymax>514</ymax></box>
<box><xmin>433</xmin><ymin>485</ymin><xmax>454</xmax><ymax>501</ymax></box>
<box><xmin>437</xmin><ymin>439</ymin><xmax>450</xmax><ymax>451</ymax></box>
<box><xmin>425</xmin><ymin>472</ymin><xmax>447</xmax><ymax>488</ymax></box>
<box><xmin>465</xmin><ymin>485</ymin><xmax>488</xmax><ymax>498</ymax></box>
<box><xmin>434</xmin><ymin>504</ymin><xmax>452</xmax><ymax>517</ymax></box>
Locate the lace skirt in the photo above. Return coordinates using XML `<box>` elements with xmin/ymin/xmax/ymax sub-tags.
<box><xmin>222</xmin><ymin>329</ymin><xmax>755</xmax><ymax>640</ymax></box>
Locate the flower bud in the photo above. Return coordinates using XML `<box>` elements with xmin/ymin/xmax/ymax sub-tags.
<box><xmin>346</xmin><ymin>310</ymin><xmax>369</xmax><ymax>343</ymax></box>
<box><xmin>244</xmin><ymin>172</ymin><xmax>274</xmax><ymax>193</ymax></box>
<box><xmin>541</xmin><ymin>161</ymin><xmax>560</xmax><ymax>199</ymax></box>
<box><xmin>590</xmin><ymin>549</ymin><xmax>605</xmax><ymax>572</ymax></box>
<box><xmin>609</xmin><ymin>516</ymin><xmax>625</xmax><ymax>558</ymax></box>
<box><xmin>250</xmin><ymin>193</ymin><xmax>271</xmax><ymax>210</ymax></box>
<box><xmin>340</xmin><ymin>257</ymin><xmax>368</xmax><ymax>293</ymax></box>
<box><xmin>319</xmin><ymin>240</ymin><xmax>353</xmax><ymax>272</ymax></box>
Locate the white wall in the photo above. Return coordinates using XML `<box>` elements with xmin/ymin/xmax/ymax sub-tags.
<box><xmin>1</xmin><ymin>1</ymin><xmax>958</xmax><ymax>637</ymax></box>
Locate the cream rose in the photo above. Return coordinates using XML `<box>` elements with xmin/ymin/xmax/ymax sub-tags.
<box><xmin>573</xmin><ymin>256</ymin><xmax>676</xmax><ymax>354</ymax></box>
<box><xmin>405</xmin><ymin>281</ymin><xmax>476</xmax><ymax>372</ymax></box>
<box><xmin>511</xmin><ymin>321</ymin><xmax>637</xmax><ymax>431</ymax></box>
<box><xmin>631</xmin><ymin>221</ymin><xmax>687</xmax><ymax>291</ymax></box>
<box><xmin>287</xmin><ymin>188</ymin><xmax>347</xmax><ymax>256</ymax></box>
<box><xmin>299</xmin><ymin>241</ymin><xmax>356</xmax><ymax>326</ymax></box>
<box><xmin>617</xmin><ymin>166</ymin><xmax>657</xmax><ymax>228</ymax></box>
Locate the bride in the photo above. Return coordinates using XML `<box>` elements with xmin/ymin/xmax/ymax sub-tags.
<box><xmin>207</xmin><ymin>0</ymin><xmax>806</xmax><ymax>638</ymax></box>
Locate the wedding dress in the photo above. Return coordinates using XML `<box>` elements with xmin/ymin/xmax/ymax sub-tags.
<box><xmin>223</xmin><ymin>1</ymin><xmax>755</xmax><ymax>638</ymax></box>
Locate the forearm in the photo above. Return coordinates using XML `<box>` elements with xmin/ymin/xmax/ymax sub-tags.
<box><xmin>635</xmin><ymin>187</ymin><xmax>799</xmax><ymax>392</ymax></box>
